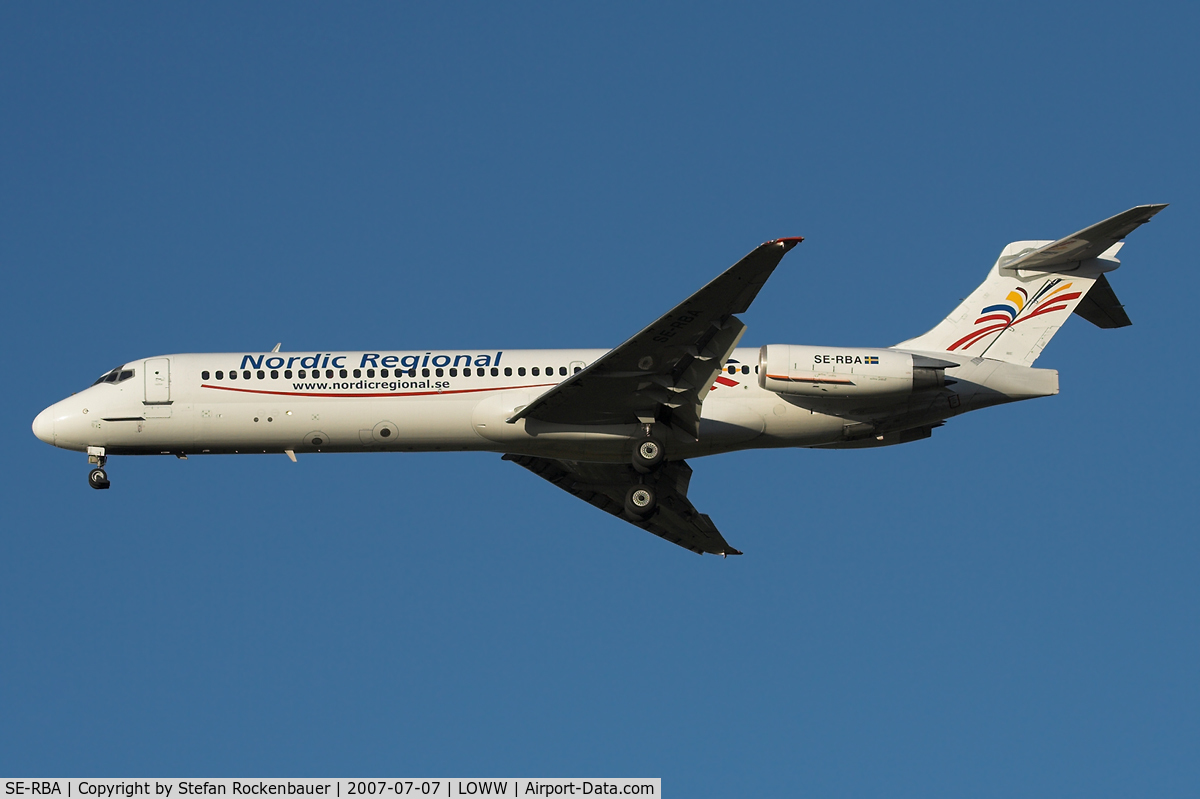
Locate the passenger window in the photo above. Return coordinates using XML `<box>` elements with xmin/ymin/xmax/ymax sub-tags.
<box><xmin>436</xmin><ymin>368</ymin><xmax>444</xmax><ymax>377</ymax></box>
<box><xmin>254</xmin><ymin>370</ymin><xmax>263</xmax><ymax>379</ymax></box>
<box><xmin>325</xmin><ymin>369</ymin><xmax>334</xmax><ymax>378</ymax></box>
<box><xmin>202</xmin><ymin>371</ymin><xmax>210</xmax><ymax>380</ymax></box>
<box><xmin>742</xmin><ymin>365</ymin><xmax>750</xmax><ymax>374</ymax></box>
<box><xmin>271</xmin><ymin>370</ymin><xmax>279</xmax><ymax>379</ymax></box>
<box><xmin>298</xmin><ymin>370</ymin><xmax>305</xmax><ymax>378</ymax></box>
<box><xmin>244</xmin><ymin>370</ymin><xmax>252</xmax><ymax>379</ymax></box>
<box><xmin>504</xmin><ymin>367</ymin><xmax>512</xmax><ymax>376</ymax></box>
<box><xmin>339</xmin><ymin>369</ymin><xmax>347</xmax><ymax>378</ymax></box>
<box><xmin>518</xmin><ymin>367</ymin><xmax>526</xmax><ymax>376</ymax></box>
<box><xmin>367</xmin><ymin>368</ymin><xmax>375</xmax><ymax>378</ymax></box>
<box><xmin>463</xmin><ymin>367</ymin><xmax>471</xmax><ymax>376</ymax></box>
<box><xmin>230</xmin><ymin>371</ymin><xmax>238</xmax><ymax>380</ymax></box>
<box><xmin>381</xmin><ymin>368</ymin><xmax>390</xmax><ymax>377</ymax></box>
<box><xmin>216</xmin><ymin>371</ymin><xmax>224</xmax><ymax>380</ymax></box>
<box><xmin>491</xmin><ymin>367</ymin><xmax>499</xmax><ymax>376</ymax></box>
<box><xmin>574</xmin><ymin>366</ymin><xmax>582</xmax><ymax>373</ymax></box>
<box><xmin>353</xmin><ymin>369</ymin><xmax>361</xmax><ymax>378</ymax></box>
<box><xmin>559</xmin><ymin>366</ymin><xmax>567</xmax><ymax>376</ymax></box>
<box><xmin>409</xmin><ymin>368</ymin><xmax>417</xmax><ymax>377</ymax></box>
<box><xmin>284</xmin><ymin>370</ymin><xmax>292</xmax><ymax>379</ymax></box>
<box><xmin>449</xmin><ymin>368</ymin><xmax>457</xmax><ymax>377</ymax></box>
<box><xmin>532</xmin><ymin>367</ymin><xmax>540</xmax><ymax>376</ymax></box>
<box><xmin>422</xmin><ymin>368</ymin><xmax>430</xmax><ymax>377</ymax></box>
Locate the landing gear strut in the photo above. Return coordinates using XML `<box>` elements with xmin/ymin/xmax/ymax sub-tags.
<box><xmin>87</xmin><ymin>446</ymin><xmax>110</xmax><ymax>490</ymax></box>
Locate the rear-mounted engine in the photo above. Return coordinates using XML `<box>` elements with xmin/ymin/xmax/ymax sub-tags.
<box><xmin>758</xmin><ymin>345</ymin><xmax>955</xmax><ymax>398</ymax></box>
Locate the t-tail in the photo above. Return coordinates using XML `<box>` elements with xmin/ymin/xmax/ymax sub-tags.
<box><xmin>895</xmin><ymin>205</ymin><xmax>1167</xmax><ymax>366</ymax></box>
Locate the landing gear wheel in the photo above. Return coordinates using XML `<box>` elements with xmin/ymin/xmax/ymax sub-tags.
<box><xmin>88</xmin><ymin>468</ymin><xmax>110</xmax><ymax>490</ymax></box>
<box><xmin>624</xmin><ymin>484</ymin><xmax>657</xmax><ymax>519</ymax></box>
<box><xmin>632</xmin><ymin>437</ymin><xmax>664</xmax><ymax>474</ymax></box>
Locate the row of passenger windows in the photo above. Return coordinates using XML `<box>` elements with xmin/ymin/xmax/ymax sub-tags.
<box><xmin>197</xmin><ymin>364</ymin><xmax>755</xmax><ymax>381</ymax></box>
<box><xmin>200</xmin><ymin>365</ymin><xmax>584</xmax><ymax>381</ymax></box>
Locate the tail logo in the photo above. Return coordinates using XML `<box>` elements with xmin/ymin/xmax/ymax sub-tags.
<box><xmin>948</xmin><ymin>279</ymin><xmax>1082</xmax><ymax>352</ymax></box>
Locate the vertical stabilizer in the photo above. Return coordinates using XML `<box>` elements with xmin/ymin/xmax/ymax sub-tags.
<box><xmin>894</xmin><ymin>205</ymin><xmax>1165</xmax><ymax>366</ymax></box>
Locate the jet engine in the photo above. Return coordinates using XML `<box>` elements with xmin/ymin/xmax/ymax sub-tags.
<box><xmin>758</xmin><ymin>345</ymin><xmax>954</xmax><ymax>398</ymax></box>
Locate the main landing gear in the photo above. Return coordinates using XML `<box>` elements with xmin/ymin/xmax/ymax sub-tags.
<box><xmin>87</xmin><ymin>446</ymin><xmax>110</xmax><ymax>490</ymax></box>
<box><xmin>632</xmin><ymin>436</ymin><xmax>664</xmax><ymax>473</ymax></box>
<box><xmin>625</xmin><ymin>425</ymin><xmax>664</xmax><ymax>520</ymax></box>
<box><xmin>624</xmin><ymin>484</ymin><xmax>657</xmax><ymax>519</ymax></box>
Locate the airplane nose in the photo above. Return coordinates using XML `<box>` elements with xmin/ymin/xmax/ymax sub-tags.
<box><xmin>32</xmin><ymin>407</ymin><xmax>55</xmax><ymax>444</ymax></box>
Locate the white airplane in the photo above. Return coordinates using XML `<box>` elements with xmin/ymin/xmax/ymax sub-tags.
<box><xmin>33</xmin><ymin>205</ymin><xmax>1165</xmax><ymax>555</ymax></box>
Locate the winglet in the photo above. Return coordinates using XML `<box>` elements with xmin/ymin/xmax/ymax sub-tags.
<box><xmin>767</xmin><ymin>237</ymin><xmax>804</xmax><ymax>252</ymax></box>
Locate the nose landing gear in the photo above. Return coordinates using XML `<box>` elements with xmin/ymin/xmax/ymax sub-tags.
<box><xmin>87</xmin><ymin>446</ymin><xmax>110</xmax><ymax>490</ymax></box>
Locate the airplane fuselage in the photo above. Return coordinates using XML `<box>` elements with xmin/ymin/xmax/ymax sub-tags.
<box><xmin>32</xmin><ymin>346</ymin><xmax>1052</xmax><ymax>464</ymax></box>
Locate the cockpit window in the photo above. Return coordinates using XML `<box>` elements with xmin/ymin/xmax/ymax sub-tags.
<box><xmin>91</xmin><ymin>366</ymin><xmax>135</xmax><ymax>387</ymax></box>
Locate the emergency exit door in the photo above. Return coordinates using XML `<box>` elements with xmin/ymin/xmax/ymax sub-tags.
<box><xmin>144</xmin><ymin>358</ymin><xmax>171</xmax><ymax>404</ymax></box>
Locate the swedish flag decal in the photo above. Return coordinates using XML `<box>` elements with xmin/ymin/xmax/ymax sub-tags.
<box><xmin>864</xmin><ymin>356</ymin><xmax>879</xmax><ymax>364</ymax></box>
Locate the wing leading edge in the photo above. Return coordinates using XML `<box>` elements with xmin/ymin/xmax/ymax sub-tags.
<box><xmin>506</xmin><ymin>237</ymin><xmax>803</xmax><ymax>440</ymax></box>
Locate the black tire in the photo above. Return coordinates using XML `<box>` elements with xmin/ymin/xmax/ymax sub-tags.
<box><xmin>624</xmin><ymin>484</ymin><xmax>657</xmax><ymax>519</ymax></box>
<box><xmin>631</xmin><ymin>437</ymin><xmax>664</xmax><ymax>474</ymax></box>
<box><xmin>88</xmin><ymin>468</ymin><xmax>110</xmax><ymax>490</ymax></box>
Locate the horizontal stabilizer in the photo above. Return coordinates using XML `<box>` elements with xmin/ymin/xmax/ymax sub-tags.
<box><xmin>1073</xmin><ymin>273</ymin><xmax>1131</xmax><ymax>328</ymax></box>
<box><xmin>1002</xmin><ymin>204</ymin><xmax>1167</xmax><ymax>272</ymax></box>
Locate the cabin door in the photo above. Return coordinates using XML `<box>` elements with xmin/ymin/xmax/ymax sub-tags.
<box><xmin>144</xmin><ymin>358</ymin><xmax>171</xmax><ymax>404</ymax></box>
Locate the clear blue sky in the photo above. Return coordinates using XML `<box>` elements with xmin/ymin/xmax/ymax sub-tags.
<box><xmin>3</xmin><ymin>3</ymin><xmax>1197</xmax><ymax>795</ymax></box>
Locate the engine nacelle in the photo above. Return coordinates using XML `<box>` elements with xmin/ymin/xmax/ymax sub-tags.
<box><xmin>758</xmin><ymin>345</ymin><xmax>950</xmax><ymax>398</ymax></box>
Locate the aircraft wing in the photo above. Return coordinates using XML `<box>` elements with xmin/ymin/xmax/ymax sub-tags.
<box><xmin>506</xmin><ymin>238</ymin><xmax>803</xmax><ymax>439</ymax></box>
<box><xmin>1003</xmin><ymin>204</ymin><xmax>1167</xmax><ymax>271</ymax></box>
<box><xmin>502</xmin><ymin>454</ymin><xmax>742</xmax><ymax>556</ymax></box>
